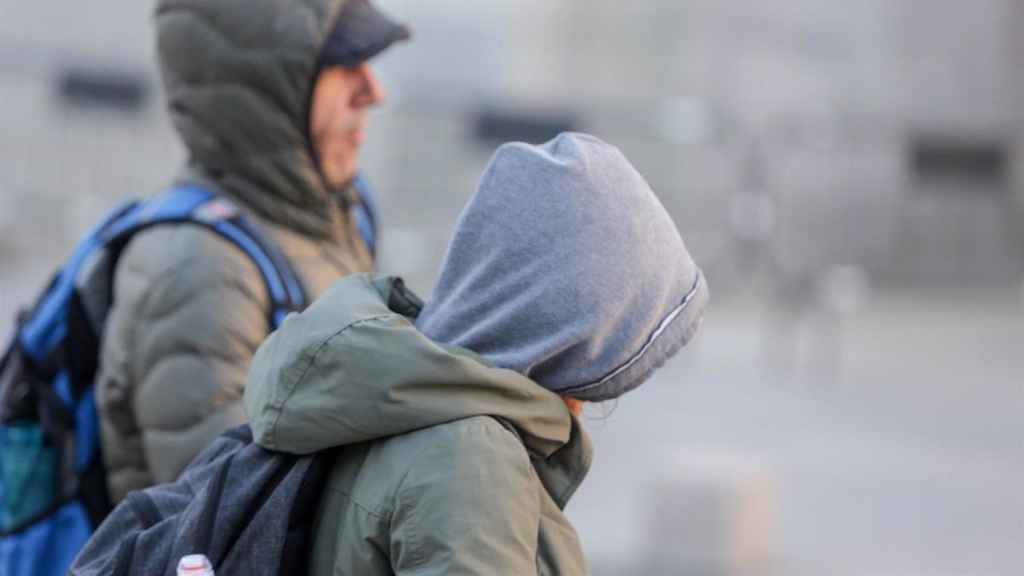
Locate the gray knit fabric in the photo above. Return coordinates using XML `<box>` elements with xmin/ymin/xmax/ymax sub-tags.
<box><xmin>416</xmin><ymin>133</ymin><xmax>709</xmax><ymax>402</ymax></box>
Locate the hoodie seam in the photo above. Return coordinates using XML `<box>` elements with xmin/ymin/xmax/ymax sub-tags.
<box><xmin>394</xmin><ymin>462</ymin><xmax>428</xmax><ymax>569</ymax></box>
<box><xmin>325</xmin><ymin>488</ymin><xmax>391</xmax><ymax>521</ymax></box>
<box><xmin>265</xmin><ymin>313</ymin><xmax>396</xmax><ymax>448</ymax></box>
<box><xmin>560</xmin><ymin>269</ymin><xmax>705</xmax><ymax>397</ymax></box>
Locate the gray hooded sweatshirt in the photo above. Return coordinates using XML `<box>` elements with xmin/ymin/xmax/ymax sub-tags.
<box><xmin>418</xmin><ymin>132</ymin><xmax>708</xmax><ymax>401</ymax></box>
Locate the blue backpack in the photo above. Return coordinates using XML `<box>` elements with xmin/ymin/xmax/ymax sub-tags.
<box><xmin>0</xmin><ymin>182</ymin><xmax>377</xmax><ymax>576</ymax></box>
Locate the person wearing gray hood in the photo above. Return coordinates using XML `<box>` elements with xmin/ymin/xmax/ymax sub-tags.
<box><xmin>244</xmin><ymin>132</ymin><xmax>709</xmax><ymax>574</ymax></box>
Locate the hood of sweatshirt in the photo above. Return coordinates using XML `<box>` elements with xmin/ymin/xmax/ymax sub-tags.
<box><xmin>417</xmin><ymin>133</ymin><xmax>708</xmax><ymax>401</ymax></box>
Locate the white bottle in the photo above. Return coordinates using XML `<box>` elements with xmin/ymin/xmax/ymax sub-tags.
<box><xmin>176</xmin><ymin>554</ymin><xmax>215</xmax><ymax>576</ymax></box>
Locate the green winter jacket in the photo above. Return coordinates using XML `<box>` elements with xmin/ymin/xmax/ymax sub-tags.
<box><xmin>96</xmin><ymin>0</ymin><xmax>373</xmax><ymax>502</ymax></box>
<box><xmin>244</xmin><ymin>274</ymin><xmax>593</xmax><ymax>575</ymax></box>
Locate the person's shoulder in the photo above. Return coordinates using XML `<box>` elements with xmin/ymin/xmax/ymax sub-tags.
<box><xmin>377</xmin><ymin>415</ymin><xmax>531</xmax><ymax>483</ymax></box>
<box><xmin>115</xmin><ymin>221</ymin><xmax>264</xmax><ymax>293</ymax></box>
<box><xmin>399</xmin><ymin>415</ymin><xmax>525</xmax><ymax>455</ymax></box>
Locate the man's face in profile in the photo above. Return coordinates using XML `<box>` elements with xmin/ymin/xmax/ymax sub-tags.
<box><xmin>309</xmin><ymin>63</ymin><xmax>387</xmax><ymax>188</ymax></box>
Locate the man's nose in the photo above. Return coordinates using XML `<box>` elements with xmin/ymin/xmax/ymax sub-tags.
<box><xmin>353</xmin><ymin>63</ymin><xmax>386</xmax><ymax>107</ymax></box>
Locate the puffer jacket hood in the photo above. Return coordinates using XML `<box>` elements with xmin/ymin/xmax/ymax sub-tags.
<box><xmin>155</xmin><ymin>0</ymin><xmax>357</xmax><ymax>239</ymax></box>
<box><xmin>244</xmin><ymin>274</ymin><xmax>591</xmax><ymax>503</ymax></box>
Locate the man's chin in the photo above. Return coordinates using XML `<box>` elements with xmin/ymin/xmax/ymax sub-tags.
<box><xmin>323</xmin><ymin>165</ymin><xmax>358</xmax><ymax>192</ymax></box>
<box><xmin>338</xmin><ymin>175</ymin><xmax>357</xmax><ymax>191</ymax></box>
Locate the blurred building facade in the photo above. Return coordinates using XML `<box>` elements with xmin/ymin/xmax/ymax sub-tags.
<box><xmin>3</xmin><ymin>1</ymin><xmax>1023</xmax><ymax>297</ymax></box>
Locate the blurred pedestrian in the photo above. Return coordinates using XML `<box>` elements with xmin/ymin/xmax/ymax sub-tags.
<box><xmin>98</xmin><ymin>0</ymin><xmax>409</xmax><ymax>503</ymax></box>
<box><xmin>243</xmin><ymin>132</ymin><xmax>709</xmax><ymax>574</ymax></box>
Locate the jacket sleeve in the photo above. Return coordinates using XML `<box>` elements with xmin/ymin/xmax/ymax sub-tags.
<box><xmin>98</xmin><ymin>225</ymin><xmax>270</xmax><ymax>497</ymax></box>
<box><xmin>389</xmin><ymin>418</ymin><xmax>540</xmax><ymax>576</ymax></box>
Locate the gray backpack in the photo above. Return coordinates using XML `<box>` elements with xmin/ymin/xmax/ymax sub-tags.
<box><xmin>69</xmin><ymin>426</ymin><xmax>336</xmax><ymax>576</ymax></box>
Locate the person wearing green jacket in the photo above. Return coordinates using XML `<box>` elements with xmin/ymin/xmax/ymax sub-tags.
<box><xmin>97</xmin><ymin>0</ymin><xmax>409</xmax><ymax>503</ymax></box>
<box><xmin>244</xmin><ymin>132</ymin><xmax>709</xmax><ymax>574</ymax></box>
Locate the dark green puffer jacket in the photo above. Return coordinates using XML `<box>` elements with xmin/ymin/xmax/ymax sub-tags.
<box><xmin>96</xmin><ymin>0</ymin><xmax>373</xmax><ymax>502</ymax></box>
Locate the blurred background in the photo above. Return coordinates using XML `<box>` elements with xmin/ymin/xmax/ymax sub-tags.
<box><xmin>2</xmin><ymin>0</ymin><xmax>1023</xmax><ymax>574</ymax></box>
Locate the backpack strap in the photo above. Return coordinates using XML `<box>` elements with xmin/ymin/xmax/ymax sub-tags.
<box><xmin>99</xmin><ymin>186</ymin><xmax>308</xmax><ymax>329</ymax></box>
<box><xmin>352</xmin><ymin>175</ymin><xmax>379</xmax><ymax>259</ymax></box>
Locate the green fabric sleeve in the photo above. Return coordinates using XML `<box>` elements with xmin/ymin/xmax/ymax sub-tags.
<box><xmin>389</xmin><ymin>417</ymin><xmax>540</xmax><ymax>575</ymax></box>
